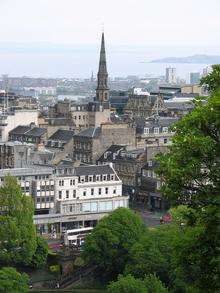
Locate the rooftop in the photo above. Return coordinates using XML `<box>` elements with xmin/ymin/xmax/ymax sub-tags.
<box><xmin>74</xmin><ymin>127</ymin><xmax>101</xmax><ymax>138</ymax></box>
<box><xmin>48</xmin><ymin>129</ymin><xmax>74</xmax><ymax>142</ymax></box>
<box><xmin>9</xmin><ymin>125</ymin><xmax>47</xmax><ymax>137</ymax></box>
<box><xmin>0</xmin><ymin>166</ymin><xmax>53</xmax><ymax>177</ymax></box>
<box><xmin>75</xmin><ymin>164</ymin><xmax>115</xmax><ymax>176</ymax></box>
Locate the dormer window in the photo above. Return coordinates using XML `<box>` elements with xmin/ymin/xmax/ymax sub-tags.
<box><xmin>144</xmin><ymin>127</ymin><xmax>149</xmax><ymax>134</ymax></box>
<box><xmin>154</xmin><ymin>127</ymin><xmax>159</xmax><ymax>134</ymax></box>
<box><xmin>148</xmin><ymin>161</ymin><xmax>152</xmax><ymax>167</ymax></box>
<box><xmin>103</xmin><ymin>175</ymin><xmax>107</xmax><ymax>181</ymax></box>
<box><xmin>80</xmin><ymin>176</ymin><xmax>85</xmax><ymax>183</ymax></box>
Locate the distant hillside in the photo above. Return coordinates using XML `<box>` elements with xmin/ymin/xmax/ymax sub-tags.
<box><xmin>150</xmin><ymin>54</ymin><xmax>220</xmax><ymax>64</ymax></box>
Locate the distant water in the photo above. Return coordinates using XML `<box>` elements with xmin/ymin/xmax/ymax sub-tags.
<box><xmin>0</xmin><ymin>51</ymin><xmax>209</xmax><ymax>82</ymax></box>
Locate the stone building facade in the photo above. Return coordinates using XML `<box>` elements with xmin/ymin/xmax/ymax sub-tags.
<box><xmin>124</xmin><ymin>94</ymin><xmax>167</xmax><ymax>119</ymax></box>
<box><xmin>73</xmin><ymin>122</ymin><xmax>136</xmax><ymax>164</ymax></box>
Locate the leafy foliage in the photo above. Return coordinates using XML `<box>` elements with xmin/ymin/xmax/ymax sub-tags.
<box><xmin>143</xmin><ymin>274</ymin><xmax>168</xmax><ymax>293</ymax></box>
<box><xmin>49</xmin><ymin>264</ymin><xmax>61</xmax><ymax>277</ymax></box>
<box><xmin>125</xmin><ymin>224</ymin><xmax>178</xmax><ymax>286</ymax></box>
<box><xmin>200</xmin><ymin>64</ymin><xmax>220</xmax><ymax>92</ymax></box>
<box><xmin>156</xmin><ymin>93</ymin><xmax>219</xmax><ymax>208</ymax></box>
<box><xmin>156</xmin><ymin>90</ymin><xmax>220</xmax><ymax>291</ymax></box>
<box><xmin>0</xmin><ymin>176</ymin><xmax>37</xmax><ymax>265</ymax></box>
<box><xmin>82</xmin><ymin>208</ymin><xmax>146</xmax><ymax>279</ymax></box>
<box><xmin>31</xmin><ymin>236</ymin><xmax>49</xmax><ymax>268</ymax></box>
<box><xmin>107</xmin><ymin>274</ymin><xmax>147</xmax><ymax>293</ymax></box>
<box><xmin>0</xmin><ymin>267</ymin><xmax>29</xmax><ymax>293</ymax></box>
<box><xmin>107</xmin><ymin>274</ymin><xmax>168</xmax><ymax>293</ymax></box>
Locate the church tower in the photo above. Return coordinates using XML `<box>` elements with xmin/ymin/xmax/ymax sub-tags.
<box><xmin>96</xmin><ymin>32</ymin><xmax>109</xmax><ymax>103</ymax></box>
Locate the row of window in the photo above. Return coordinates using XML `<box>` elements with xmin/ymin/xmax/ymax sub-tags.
<box><xmin>58</xmin><ymin>187</ymin><xmax>117</xmax><ymax>199</ymax></box>
<box><xmin>59</xmin><ymin>179</ymin><xmax>75</xmax><ymax>186</ymax></box>
<box><xmin>79</xmin><ymin>174</ymin><xmax>115</xmax><ymax>183</ymax></box>
<box><xmin>36</xmin><ymin>196</ymin><xmax>54</xmax><ymax>203</ymax></box>
<box><xmin>38</xmin><ymin>185</ymin><xmax>54</xmax><ymax>191</ymax></box>
<box><xmin>73</xmin><ymin>115</ymin><xmax>88</xmax><ymax>120</ymax></box>
<box><xmin>59</xmin><ymin>189</ymin><xmax>76</xmax><ymax>199</ymax></box>
<box><xmin>62</xmin><ymin>199</ymin><xmax>125</xmax><ymax>214</ymax></box>
<box><xmin>144</xmin><ymin>126</ymin><xmax>168</xmax><ymax>134</ymax></box>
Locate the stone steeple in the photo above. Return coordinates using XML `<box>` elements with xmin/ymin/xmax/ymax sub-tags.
<box><xmin>96</xmin><ymin>32</ymin><xmax>109</xmax><ymax>103</ymax></box>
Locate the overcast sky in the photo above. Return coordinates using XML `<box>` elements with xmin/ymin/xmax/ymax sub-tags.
<box><xmin>0</xmin><ymin>0</ymin><xmax>220</xmax><ymax>77</ymax></box>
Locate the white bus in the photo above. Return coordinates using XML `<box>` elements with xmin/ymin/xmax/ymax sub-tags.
<box><xmin>64</xmin><ymin>227</ymin><xmax>93</xmax><ymax>246</ymax></box>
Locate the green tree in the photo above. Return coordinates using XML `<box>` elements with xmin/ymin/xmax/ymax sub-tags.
<box><xmin>200</xmin><ymin>64</ymin><xmax>220</xmax><ymax>92</ymax></box>
<box><xmin>156</xmin><ymin>92</ymin><xmax>220</xmax><ymax>291</ymax></box>
<box><xmin>107</xmin><ymin>274</ymin><xmax>147</xmax><ymax>293</ymax></box>
<box><xmin>82</xmin><ymin>208</ymin><xmax>146</xmax><ymax>279</ymax></box>
<box><xmin>125</xmin><ymin>224</ymin><xmax>178</xmax><ymax>286</ymax></box>
<box><xmin>0</xmin><ymin>267</ymin><xmax>29</xmax><ymax>293</ymax></box>
<box><xmin>169</xmin><ymin>205</ymin><xmax>197</xmax><ymax>226</ymax></box>
<box><xmin>143</xmin><ymin>274</ymin><xmax>168</xmax><ymax>293</ymax></box>
<box><xmin>31</xmin><ymin>236</ymin><xmax>48</xmax><ymax>268</ymax></box>
<box><xmin>0</xmin><ymin>176</ymin><xmax>37</xmax><ymax>265</ymax></box>
<box><xmin>107</xmin><ymin>274</ymin><xmax>168</xmax><ymax>293</ymax></box>
<box><xmin>156</xmin><ymin>94</ymin><xmax>219</xmax><ymax>208</ymax></box>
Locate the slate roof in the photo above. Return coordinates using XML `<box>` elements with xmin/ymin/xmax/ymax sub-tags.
<box><xmin>75</xmin><ymin>164</ymin><xmax>115</xmax><ymax>176</ymax></box>
<box><xmin>9</xmin><ymin>125</ymin><xmax>30</xmax><ymax>135</ymax></box>
<box><xmin>49</xmin><ymin>129</ymin><xmax>74</xmax><ymax>142</ymax></box>
<box><xmin>9</xmin><ymin>125</ymin><xmax>46</xmax><ymax>137</ymax></box>
<box><xmin>25</xmin><ymin>127</ymin><xmax>46</xmax><ymax>137</ymax></box>
<box><xmin>74</xmin><ymin>127</ymin><xmax>101</xmax><ymax>138</ymax></box>
<box><xmin>136</xmin><ymin>116</ymin><xmax>179</xmax><ymax>133</ymax></box>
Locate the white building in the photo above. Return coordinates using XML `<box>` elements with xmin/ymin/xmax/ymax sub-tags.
<box><xmin>0</xmin><ymin>109</ymin><xmax>38</xmax><ymax>142</ymax></box>
<box><xmin>165</xmin><ymin>67</ymin><xmax>177</xmax><ymax>84</ymax></box>
<box><xmin>0</xmin><ymin>164</ymin><xmax>128</xmax><ymax>236</ymax></box>
<box><xmin>0</xmin><ymin>166</ymin><xmax>55</xmax><ymax>213</ymax></box>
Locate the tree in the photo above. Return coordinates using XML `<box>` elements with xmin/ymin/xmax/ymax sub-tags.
<box><xmin>0</xmin><ymin>176</ymin><xmax>37</xmax><ymax>265</ymax></box>
<box><xmin>31</xmin><ymin>236</ymin><xmax>48</xmax><ymax>268</ymax></box>
<box><xmin>107</xmin><ymin>274</ymin><xmax>168</xmax><ymax>293</ymax></box>
<box><xmin>156</xmin><ymin>92</ymin><xmax>220</xmax><ymax>291</ymax></box>
<box><xmin>143</xmin><ymin>274</ymin><xmax>168</xmax><ymax>293</ymax></box>
<box><xmin>125</xmin><ymin>224</ymin><xmax>178</xmax><ymax>286</ymax></box>
<box><xmin>107</xmin><ymin>274</ymin><xmax>147</xmax><ymax>293</ymax></box>
<box><xmin>200</xmin><ymin>64</ymin><xmax>220</xmax><ymax>92</ymax></box>
<box><xmin>0</xmin><ymin>267</ymin><xmax>29</xmax><ymax>293</ymax></box>
<box><xmin>169</xmin><ymin>205</ymin><xmax>197</xmax><ymax>226</ymax></box>
<box><xmin>82</xmin><ymin>208</ymin><xmax>146</xmax><ymax>280</ymax></box>
<box><xmin>156</xmin><ymin>93</ymin><xmax>219</xmax><ymax>208</ymax></box>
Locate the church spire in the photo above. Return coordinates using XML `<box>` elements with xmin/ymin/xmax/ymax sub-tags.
<box><xmin>96</xmin><ymin>32</ymin><xmax>109</xmax><ymax>103</ymax></box>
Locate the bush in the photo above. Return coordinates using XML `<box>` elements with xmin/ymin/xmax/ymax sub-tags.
<box><xmin>49</xmin><ymin>264</ymin><xmax>61</xmax><ymax>277</ymax></box>
<box><xmin>107</xmin><ymin>274</ymin><xmax>146</xmax><ymax>293</ymax></box>
<box><xmin>31</xmin><ymin>236</ymin><xmax>48</xmax><ymax>268</ymax></box>
<box><xmin>0</xmin><ymin>267</ymin><xmax>29</xmax><ymax>293</ymax></box>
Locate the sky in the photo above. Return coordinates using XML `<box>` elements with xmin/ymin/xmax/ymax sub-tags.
<box><xmin>0</xmin><ymin>0</ymin><xmax>220</xmax><ymax>77</ymax></box>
